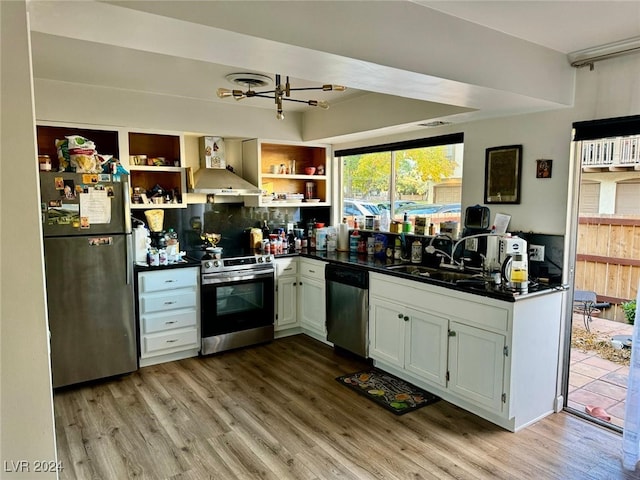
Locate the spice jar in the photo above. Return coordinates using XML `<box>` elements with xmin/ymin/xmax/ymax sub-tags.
<box><xmin>38</xmin><ymin>155</ymin><xmax>51</xmax><ymax>171</ymax></box>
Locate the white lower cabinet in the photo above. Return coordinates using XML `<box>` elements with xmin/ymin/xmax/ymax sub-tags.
<box><xmin>297</xmin><ymin>258</ymin><xmax>327</xmax><ymax>341</ymax></box>
<box><xmin>447</xmin><ymin>321</ymin><xmax>505</xmax><ymax>412</ymax></box>
<box><xmin>369</xmin><ymin>299</ymin><xmax>448</xmax><ymax>387</ymax></box>
<box><xmin>274</xmin><ymin>257</ymin><xmax>299</xmax><ymax>331</ymax></box>
<box><xmin>406</xmin><ymin>308</ymin><xmax>449</xmax><ymax>388</ymax></box>
<box><xmin>369</xmin><ymin>272</ymin><xmax>563</xmax><ymax>432</ymax></box>
<box><xmin>137</xmin><ymin>266</ymin><xmax>200</xmax><ymax>367</ymax></box>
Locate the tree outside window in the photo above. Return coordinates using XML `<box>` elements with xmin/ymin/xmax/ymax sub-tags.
<box><xmin>340</xmin><ymin>140</ymin><xmax>463</xmax><ymax>228</ymax></box>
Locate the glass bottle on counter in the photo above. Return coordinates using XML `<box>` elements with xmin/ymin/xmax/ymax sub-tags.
<box><xmin>402</xmin><ymin>212</ymin><xmax>412</xmax><ymax>233</ymax></box>
<box><xmin>165</xmin><ymin>228</ymin><xmax>179</xmax><ymax>263</ymax></box>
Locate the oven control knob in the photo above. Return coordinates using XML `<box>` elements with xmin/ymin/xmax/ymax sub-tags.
<box><xmin>265</xmin><ymin>255</ymin><xmax>272</xmax><ymax>262</ymax></box>
<box><xmin>257</xmin><ymin>256</ymin><xmax>264</xmax><ymax>263</ymax></box>
<box><xmin>204</xmin><ymin>261</ymin><xmax>213</xmax><ymax>269</ymax></box>
<box><xmin>214</xmin><ymin>260</ymin><xmax>221</xmax><ymax>267</ymax></box>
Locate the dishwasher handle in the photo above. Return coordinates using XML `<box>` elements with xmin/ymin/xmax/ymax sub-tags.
<box><xmin>325</xmin><ymin>264</ymin><xmax>368</xmax><ymax>289</ymax></box>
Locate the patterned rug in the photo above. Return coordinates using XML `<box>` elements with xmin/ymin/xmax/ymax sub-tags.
<box><xmin>336</xmin><ymin>369</ymin><xmax>440</xmax><ymax>415</ymax></box>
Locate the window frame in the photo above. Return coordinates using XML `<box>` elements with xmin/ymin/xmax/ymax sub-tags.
<box><xmin>335</xmin><ymin>133</ymin><xmax>464</xmax><ymax>223</ymax></box>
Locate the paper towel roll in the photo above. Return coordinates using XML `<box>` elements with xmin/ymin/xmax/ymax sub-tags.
<box><xmin>337</xmin><ymin>223</ymin><xmax>349</xmax><ymax>251</ymax></box>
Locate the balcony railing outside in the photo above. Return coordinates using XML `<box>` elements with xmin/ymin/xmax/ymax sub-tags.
<box><xmin>581</xmin><ymin>136</ymin><xmax>640</xmax><ymax>169</ymax></box>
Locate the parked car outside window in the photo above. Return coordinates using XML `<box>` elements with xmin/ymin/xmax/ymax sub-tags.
<box><xmin>343</xmin><ymin>199</ymin><xmax>381</xmax><ymax>222</ymax></box>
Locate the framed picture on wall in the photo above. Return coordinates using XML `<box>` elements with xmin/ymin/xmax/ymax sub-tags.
<box><xmin>536</xmin><ymin>159</ymin><xmax>553</xmax><ymax>178</ymax></box>
<box><xmin>484</xmin><ymin>145</ymin><xmax>522</xmax><ymax>204</ymax></box>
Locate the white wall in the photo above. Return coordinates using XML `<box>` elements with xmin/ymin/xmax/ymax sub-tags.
<box><xmin>1</xmin><ymin>1</ymin><xmax>58</xmax><ymax>478</ymax></box>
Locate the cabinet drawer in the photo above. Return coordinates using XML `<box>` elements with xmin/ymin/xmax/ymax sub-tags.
<box><xmin>140</xmin><ymin>290</ymin><xmax>196</xmax><ymax>313</ymax></box>
<box><xmin>139</xmin><ymin>267</ymin><xmax>198</xmax><ymax>293</ymax></box>
<box><xmin>142</xmin><ymin>310</ymin><xmax>197</xmax><ymax>334</ymax></box>
<box><xmin>143</xmin><ymin>329</ymin><xmax>198</xmax><ymax>354</ymax></box>
<box><xmin>276</xmin><ymin>258</ymin><xmax>298</xmax><ymax>276</ymax></box>
<box><xmin>299</xmin><ymin>259</ymin><xmax>326</xmax><ymax>279</ymax></box>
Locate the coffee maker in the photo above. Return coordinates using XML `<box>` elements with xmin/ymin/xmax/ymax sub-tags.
<box><xmin>144</xmin><ymin>209</ymin><xmax>166</xmax><ymax>249</ymax></box>
<box><xmin>499</xmin><ymin>236</ymin><xmax>528</xmax><ymax>293</ymax></box>
<box><xmin>150</xmin><ymin>231</ymin><xmax>167</xmax><ymax>249</ymax></box>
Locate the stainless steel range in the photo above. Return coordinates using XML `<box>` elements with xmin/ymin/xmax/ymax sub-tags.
<box><xmin>200</xmin><ymin>253</ymin><xmax>275</xmax><ymax>355</ymax></box>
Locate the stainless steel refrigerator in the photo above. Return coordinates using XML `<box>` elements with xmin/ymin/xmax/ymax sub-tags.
<box><xmin>40</xmin><ymin>171</ymin><xmax>137</xmax><ymax>388</ymax></box>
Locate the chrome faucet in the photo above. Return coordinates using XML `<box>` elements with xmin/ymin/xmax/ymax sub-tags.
<box><xmin>425</xmin><ymin>234</ymin><xmax>458</xmax><ymax>266</ymax></box>
<box><xmin>426</xmin><ymin>232</ymin><xmax>502</xmax><ymax>270</ymax></box>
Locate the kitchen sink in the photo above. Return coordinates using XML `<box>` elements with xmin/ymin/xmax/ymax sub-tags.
<box><xmin>386</xmin><ymin>264</ymin><xmax>478</xmax><ymax>283</ymax></box>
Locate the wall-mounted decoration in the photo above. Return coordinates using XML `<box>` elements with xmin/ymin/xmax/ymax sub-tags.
<box><xmin>536</xmin><ymin>159</ymin><xmax>552</xmax><ymax>178</ymax></box>
<box><xmin>200</xmin><ymin>136</ymin><xmax>226</xmax><ymax>169</ymax></box>
<box><xmin>484</xmin><ymin>145</ymin><xmax>522</xmax><ymax>204</ymax></box>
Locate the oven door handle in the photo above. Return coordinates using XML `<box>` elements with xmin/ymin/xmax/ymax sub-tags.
<box><xmin>202</xmin><ymin>270</ymin><xmax>274</xmax><ymax>285</ymax></box>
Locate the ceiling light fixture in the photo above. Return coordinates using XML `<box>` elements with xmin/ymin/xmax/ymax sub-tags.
<box><xmin>217</xmin><ymin>73</ymin><xmax>346</xmax><ymax>120</ymax></box>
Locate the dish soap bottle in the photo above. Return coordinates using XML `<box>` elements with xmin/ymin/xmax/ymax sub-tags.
<box><xmin>402</xmin><ymin>212</ymin><xmax>412</xmax><ymax>233</ymax></box>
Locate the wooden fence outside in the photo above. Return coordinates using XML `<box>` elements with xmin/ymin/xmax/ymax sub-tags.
<box><xmin>575</xmin><ymin>216</ymin><xmax>640</xmax><ymax>321</ymax></box>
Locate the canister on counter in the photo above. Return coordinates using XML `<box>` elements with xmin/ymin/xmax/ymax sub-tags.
<box><xmin>365</xmin><ymin>216</ymin><xmax>375</xmax><ymax>230</ymax></box>
<box><xmin>147</xmin><ymin>249</ymin><xmax>160</xmax><ymax>266</ymax></box>
<box><xmin>411</xmin><ymin>240</ymin><xmax>423</xmax><ymax>264</ymax></box>
<box><xmin>250</xmin><ymin>228</ymin><xmax>263</xmax><ymax>250</ymax></box>
<box><xmin>159</xmin><ymin>248</ymin><xmax>168</xmax><ymax>265</ymax></box>
<box><xmin>367</xmin><ymin>237</ymin><xmax>375</xmax><ymax>256</ymax></box>
<box><xmin>349</xmin><ymin>230</ymin><xmax>360</xmax><ymax>253</ymax></box>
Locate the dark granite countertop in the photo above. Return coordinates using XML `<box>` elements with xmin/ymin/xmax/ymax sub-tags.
<box><xmin>296</xmin><ymin>250</ymin><xmax>566</xmax><ymax>302</ymax></box>
<box><xmin>134</xmin><ymin>256</ymin><xmax>201</xmax><ymax>273</ymax></box>
<box><xmin>137</xmin><ymin>250</ymin><xmax>566</xmax><ymax>302</ymax></box>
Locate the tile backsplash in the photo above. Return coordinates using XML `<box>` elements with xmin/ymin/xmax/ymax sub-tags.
<box><xmin>132</xmin><ymin>204</ymin><xmax>330</xmax><ymax>256</ymax></box>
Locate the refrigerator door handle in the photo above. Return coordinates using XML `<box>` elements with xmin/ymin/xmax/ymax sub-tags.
<box><xmin>126</xmin><ymin>234</ymin><xmax>133</xmax><ymax>285</ymax></box>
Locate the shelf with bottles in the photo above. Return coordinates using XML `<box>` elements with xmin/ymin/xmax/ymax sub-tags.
<box><xmin>128</xmin><ymin>132</ymin><xmax>187</xmax><ymax>209</ymax></box>
<box><xmin>242</xmin><ymin>139</ymin><xmax>331</xmax><ymax>207</ymax></box>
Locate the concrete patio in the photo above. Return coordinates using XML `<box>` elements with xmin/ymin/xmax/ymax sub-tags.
<box><xmin>568</xmin><ymin>313</ymin><xmax>634</xmax><ymax>428</ymax></box>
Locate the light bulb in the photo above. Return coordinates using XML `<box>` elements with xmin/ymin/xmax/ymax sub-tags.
<box><xmin>308</xmin><ymin>100</ymin><xmax>329</xmax><ymax>109</ymax></box>
<box><xmin>322</xmin><ymin>84</ymin><xmax>347</xmax><ymax>91</ymax></box>
<box><xmin>276</xmin><ymin>110</ymin><xmax>285</xmax><ymax>120</ymax></box>
<box><xmin>217</xmin><ymin>88</ymin><xmax>232</xmax><ymax>98</ymax></box>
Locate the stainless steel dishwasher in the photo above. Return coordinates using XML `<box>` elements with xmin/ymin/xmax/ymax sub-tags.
<box><xmin>326</xmin><ymin>264</ymin><xmax>369</xmax><ymax>358</ymax></box>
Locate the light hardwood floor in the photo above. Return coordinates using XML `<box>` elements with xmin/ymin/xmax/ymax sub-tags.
<box><xmin>54</xmin><ymin>334</ymin><xmax>636</xmax><ymax>479</ymax></box>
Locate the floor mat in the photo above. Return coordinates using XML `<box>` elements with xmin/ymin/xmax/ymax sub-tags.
<box><xmin>336</xmin><ymin>369</ymin><xmax>440</xmax><ymax>415</ymax></box>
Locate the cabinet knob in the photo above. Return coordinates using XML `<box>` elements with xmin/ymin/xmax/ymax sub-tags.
<box><xmin>397</xmin><ymin>313</ymin><xmax>403</xmax><ymax>319</ymax></box>
<box><xmin>448</xmin><ymin>330</ymin><xmax>457</xmax><ymax>337</ymax></box>
<box><xmin>404</xmin><ymin>316</ymin><xmax>409</xmax><ymax>321</ymax></box>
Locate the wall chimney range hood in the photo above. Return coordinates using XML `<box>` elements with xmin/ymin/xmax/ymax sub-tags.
<box><xmin>191</xmin><ymin>166</ymin><xmax>262</xmax><ymax>196</ymax></box>
<box><xmin>192</xmin><ymin>137</ymin><xmax>261</xmax><ymax>196</ymax></box>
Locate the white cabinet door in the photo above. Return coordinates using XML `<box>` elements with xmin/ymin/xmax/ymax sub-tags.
<box><xmin>298</xmin><ymin>276</ymin><xmax>325</xmax><ymax>336</ymax></box>
<box><xmin>369</xmin><ymin>297</ymin><xmax>405</xmax><ymax>369</ymax></box>
<box><xmin>277</xmin><ymin>275</ymin><xmax>298</xmax><ymax>329</ymax></box>
<box><xmin>405</xmin><ymin>308</ymin><xmax>448</xmax><ymax>387</ymax></box>
<box><xmin>448</xmin><ymin>321</ymin><xmax>505</xmax><ymax>413</ymax></box>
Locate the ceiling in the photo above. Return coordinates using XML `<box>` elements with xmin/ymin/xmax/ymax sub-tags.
<box><xmin>27</xmin><ymin>1</ymin><xmax>640</xmax><ymax>142</ymax></box>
